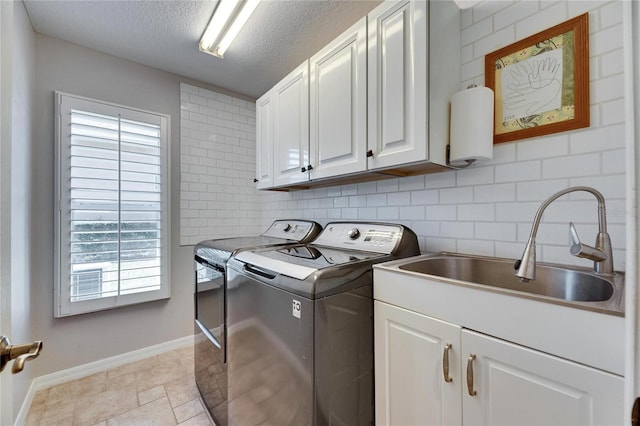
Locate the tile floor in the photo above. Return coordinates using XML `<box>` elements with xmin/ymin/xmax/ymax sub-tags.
<box><xmin>24</xmin><ymin>345</ymin><xmax>215</xmax><ymax>426</ymax></box>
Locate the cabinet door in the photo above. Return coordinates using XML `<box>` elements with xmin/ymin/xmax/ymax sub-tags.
<box><xmin>309</xmin><ymin>17</ymin><xmax>367</xmax><ymax>180</ymax></box>
<box><xmin>375</xmin><ymin>301</ymin><xmax>462</xmax><ymax>426</ymax></box>
<box><xmin>367</xmin><ymin>0</ymin><xmax>427</xmax><ymax>169</ymax></box>
<box><xmin>461</xmin><ymin>329</ymin><xmax>624</xmax><ymax>426</ymax></box>
<box><xmin>255</xmin><ymin>91</ymin><xmax>274</xmax><ymax>189</ymax></box>
<box><xmin>273</xmin><ymin>60</ymin><xmax>310</xmax><ymax>187</ymax></box>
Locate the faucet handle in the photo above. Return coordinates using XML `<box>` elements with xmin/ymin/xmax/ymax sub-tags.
<box><xmin>569</xmin><ymin>222</ymin><xmax>606</xmax><ymax>262</ymax></box>
<box><xmin>569</xmin><ymin>222</ymin><xmax>581</xmax><ymax>248</ymax></box>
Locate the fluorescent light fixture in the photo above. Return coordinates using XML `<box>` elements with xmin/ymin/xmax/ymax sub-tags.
<box><xmin>199</xmin><ymin>0</ymin><xmax>259</xmax><ymax>58</ymax></box>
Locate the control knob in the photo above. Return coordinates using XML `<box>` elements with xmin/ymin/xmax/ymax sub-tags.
<box><xmin>347</xmin><ymin>228</ymin><xmax>360</xmax><ymax>240</ymax></box>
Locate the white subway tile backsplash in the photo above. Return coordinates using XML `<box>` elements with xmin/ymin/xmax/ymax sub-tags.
<box><xmin>599</xmin><ymin>1</ymin><xmax>623</xmax><ymax>28</ymax></box>
<box><xmin>602</xmin><ymin>149</ymin><xmax>625</xmax><ymax>175</ymax></box>
<box><xmin>424</xmin><ymin>171</ymin><xmax>456</xmax><ymax>189</ymax></box>
<box><xmin>474</xmin><ymin>183</ymin><xmax>516</xmax><ymax>202</ymax></box>
<box><xmin>569</xmin><ymin>124</ymin><xmax>625</xmax><ymax>154</ymax></box>
<box><xmin>494</xmin><ymin>1</ymin><xmax>538</xmax><ymax>31</ymax></box>
<box><xmin>458</xmin><ymin>203</ymin><xmax>495</xmax><ymax>221</ymax></box>
<box><xmin>516</xmin><ymin>179</ymin><xmax>569</xmax><ymax>201</ymax></box>
<box><xmin>411</xmin><ymin>221</ymin><xmax>440</xmax><ymax>237</ymax></box>
<box><xmin>542</xmin><ymin>153</ymin><xmax>601</xmax><ymax>178</ymax></box>
<box><xmin>326</xmin><ymin>186</ymin><xmax>341</xmax><ymax>197</ymax></box>
<box><xmin>377</xmin><ymin>179</ymin><xmax>399</xmax><ymax>193</ymax></box>
<box><xmin>366</xmin><ymin>194</ymin><xmax>387</xmax><ymax>207</ymax></box>
<box><xmin>473</xmin><ymin>1</ymin><xmax>513</xmax><ymax>24</ymax></box>
<box><xmin>461</xmin><ymin>44</ymin><xmax>475</xmax><ymax>64</ymax></box>
<box><xmin>567</xmin><ymin>1</ymin><xmax>610</xmax><ymax>20</ymax></box>
<box><xmin>411</xmin><ymin>189</ymin><xmax>439</xmax><ymax>205</ymax></box>
<box><xmin>601</xmin><ymin>99</ymin><xmax>626</xmax><ymax>126</ymax></box>
<box><xmin>387</xmin><ymin>191</ymin><xmax>411</xmax><ymax>206</ymax></box>
<box><xmin>440</xmin><ymin>222</ymin><xmax>475</xmax><ymax>239</ymax></box>
<box><xmin>377</xmin><ymin>207</ymin><xmax>400</xmax><ymax>220</ymax></box>
<box><xmin>591</xmin><ymin>24</ymin><xmax>623</xmax><ymax>57</ymax></box>
<box><xmin>461</xmin><ymin>58</ymin><xmax>485</xmax><ymax>82</ymax></box>
<box><xmin>569</xmin><ymin>174</ymin><xmax>626</xmax><ymax>200</ymax></box>
<box><xmin>591</xmin><ymin>74</ymin><xmax>625</xmax><ymax>104</ymax></box>
<box><xmin>456</xmin><ymin>166</ymin><xmax>494</xmax><ymax>186</ymax></box>
<box><xmin>461</xmin><ymin>16</ymin><xmax>494</xmax><ymax>46</ymax></box>
<box><xmin>425</xmin><ymin>237</ymin><xmax>457</xmax><ymax>253</ymax></box>
<box><xmin>494</xmin><ymin>241</ymin><xmax>526</xmax><ymax>260</ymax></box>
<box><xmin>357</xmin><ymin>207</ymin><xmax>378</xmax><ymax>220</ymax></box>
<box><xmin>601</xmin><ymin>48</ymin><xmax>624</xmax><ymax>77</ymax></box>
<box><xmin>440</xmin><ymin>187</ymin><xmax>474</xmax><ymax>204</ymax></box>
<box><xmin>475</xmin><ymin>222</ymin><xmax>517</xmax><ymax>242</ymax></box>
<box><xmin>357</xmin><ymin>181</ymin><xmax>378</xmax><ymax>195</ymax></box>
<box><xmin>491</xmin><ymin>143</ymin><xmax>517</xmax><ymax>164</ymax></box>
<box><xmin>516</xmin><ymin>135</ymin><xmax>569</xmax><ymax>160</ymax></box>
<box><xmin>457</xmin><ymin>239</ymin><xmax>495</xmax><ymax>257</ymax></box>
<box><xmin>399</xmin><ymin>206</ymin><xmax>426</xmax><ymax>221</ymax></box>
<box><xmin>398</xmin><ymin>175</ymin><xmax>425</xmax><ymax>191</ymax></box>
<box><xmin>495</xmin><ymin>161</ymin><xmax>541</xmax><ymax>183</ymax></box>
<box><xmin>496</xmin><ymin>202</ymin><xmax>540</xmax><ymax>222</ymax></box>
<box><xmin>461</xmin><ymin>8</ymin><xmax>473</xmax><ymax>29</ymax></box>
<box><xmin>515</xmin><ymin>1</ymin><xmax>566</xmax><ymax>40</ymax></box>
<box><xmin>426</xmin><ymin>205</ymin><xmax>457</xmax><ymax>221</ymax></box>
<box><xmin>180</xmin><ymin>83</ymin><xmax>261</xmax><ymax>245</ymax></box>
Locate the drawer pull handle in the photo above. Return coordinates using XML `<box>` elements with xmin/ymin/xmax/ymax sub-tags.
<box><xmin>467</xmin><ymin>354</ymin><xmax>477</xmax><ymax>396</ymax></box>
<box><xmin>443</xmin><ymin>343</ymin><xmax>453</xmax><ymax>383</ymax></box>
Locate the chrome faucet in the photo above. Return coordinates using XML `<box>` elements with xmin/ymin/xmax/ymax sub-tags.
<box><xmin>515</xmin><ymin>186</ymin><xmax>614</xmax><ymax>282</ymax></box>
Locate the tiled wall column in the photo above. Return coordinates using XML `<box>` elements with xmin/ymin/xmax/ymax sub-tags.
<box><xmin>179</xmin><ymin>83</ymin><xmax>260</xmax><ymax>246</ymax></box>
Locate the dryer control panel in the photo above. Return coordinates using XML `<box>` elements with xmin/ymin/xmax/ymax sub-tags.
<box><xmin>262</xmin><ymin>220</ymin><xmax>322</xmax><ymax>241</ymax></box>
<box><xmin>312</xmin><ymin>222</ymin><xmax>403</xmax><ymax>254</ymax></box>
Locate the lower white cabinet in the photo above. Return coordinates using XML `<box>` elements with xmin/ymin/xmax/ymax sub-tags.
<box><xmin>374</xmin><ymin>301</ymin><xmax>624</xmax><ymax>426</ymax></box>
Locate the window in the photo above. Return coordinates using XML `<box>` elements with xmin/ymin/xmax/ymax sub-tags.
<box><xmin>55</xmin><ymin>92</ymin><xmax>170</xmax><ymax>317</ymax></box>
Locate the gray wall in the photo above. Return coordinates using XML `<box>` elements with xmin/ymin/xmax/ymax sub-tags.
<box><xmin>1</xmin><ymin>0</ymin><xmax>36</xmax><ymax>420</ymax></box>
<box><xmin>29</xmin><ymin>35</ymin><xmax>248</xmax><ymax>383</ymax></box>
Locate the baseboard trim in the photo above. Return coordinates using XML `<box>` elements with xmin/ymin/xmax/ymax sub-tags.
<box><xmin>15</xmin><ymin>335</ymin><xmax>192</xmax><ymax>425</ymax></box>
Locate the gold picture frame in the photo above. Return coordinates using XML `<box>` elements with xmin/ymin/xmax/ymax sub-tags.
<box><xmin>485</xmin><ymin>13</ymin><xmax>589</xmax><ymax>144</ymax></box>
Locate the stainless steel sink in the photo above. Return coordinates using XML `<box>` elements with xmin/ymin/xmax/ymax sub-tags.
<box><xmin>396</xmin><ymin>253</ymin><xmax>624</xmax><ymax>314</ymax></box>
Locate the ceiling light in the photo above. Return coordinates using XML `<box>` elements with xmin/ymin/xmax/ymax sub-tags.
<box><xmin>199</xmin><ymin>0</ymin><xmax>259</xmax><ymax>58</ymax></box>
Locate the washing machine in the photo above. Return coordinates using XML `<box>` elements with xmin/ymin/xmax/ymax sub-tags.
<box><xmin>226</xmin><ymin>222</ymin><xmax>420</xmax><ymax>426</ymax></box>
<box><xmin>194</xmin><ymin>219</ymin><xmax>322</xmax><ymax>425</ymax></box>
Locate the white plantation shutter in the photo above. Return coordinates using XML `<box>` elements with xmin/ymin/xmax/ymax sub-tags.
<box><xmin>55</xmin><ymin>92</ymin><xmax>170</xmax><ymax>317</ymax></box>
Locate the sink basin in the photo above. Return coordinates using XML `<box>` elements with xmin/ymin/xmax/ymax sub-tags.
<box><xmin>398</xmin><ymin>254</ymin><xmax>616</xmax><ymax>303</ymax></box>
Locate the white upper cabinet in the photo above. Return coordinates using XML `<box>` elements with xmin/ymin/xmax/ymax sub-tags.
<box><xmin>309</xmin><ymin>17</ymin><xmax>368</xmax><ymax>180</ymax></box>
<box><xmin>367</xmin><ymin>0</ymin><xmax>428</xmax><ymax>169</ymax></box>
<box><xmin>255</xmin><ymin>92</ymin><xmax>274</xmax><ymax>189</ymax></box>
<box><xmin>273</xmin><ymin>61</ymin><xmax>310</xmax><ymax>187</ymax></box>
<box><xmin>255</xmin><ymin>0</ymin><xmax>460</xmax><ymax>189</ymax></box>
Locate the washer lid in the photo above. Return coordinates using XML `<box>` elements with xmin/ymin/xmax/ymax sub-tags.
<box><xmin>234</xmin><ymin>245</ymin><xmax>384</xmax><ymax>280</ymax></box>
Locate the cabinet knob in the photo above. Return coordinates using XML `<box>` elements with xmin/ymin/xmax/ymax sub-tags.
<box><xmin>307</xmin><ymin>164</ymin><xmax>313</xmax><ymax>171</ymax></box>
<box><xmin>301</xmin><ymin>167</ymin><xmax>307</xmax><ymax>173</ymax></box>
<box><xmin>253</xmin><ymin>178</ymin><xmax>258</xmax><ymax>183</ymax></box>
<box><xmin>366</xmin><ymin>150</ymin><xmax>374</xmax><ymax>157</ymax></box>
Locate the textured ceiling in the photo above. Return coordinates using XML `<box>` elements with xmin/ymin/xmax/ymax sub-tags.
<box><xmin>23</xmin><ymin>0</ymin><xmax>382</xmax><ymax>99</ymax></box>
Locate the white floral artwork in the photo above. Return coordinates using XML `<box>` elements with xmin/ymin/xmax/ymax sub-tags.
<box><xmin>501</xmin><ymin>48</ymin><xmax>563</xmax><ymax>122</ymax></box>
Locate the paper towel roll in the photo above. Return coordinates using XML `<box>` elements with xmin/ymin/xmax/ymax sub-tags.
<box><xmin>449</xmin><ymin>86</ymin><xmax>494</xmax><ymax>167</ymax></box>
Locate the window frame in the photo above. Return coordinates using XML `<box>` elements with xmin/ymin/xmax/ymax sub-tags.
<box><xmin>54</xmin><ymin>92</ymin><xmax>171</xmax><ymax>317</ymax></box>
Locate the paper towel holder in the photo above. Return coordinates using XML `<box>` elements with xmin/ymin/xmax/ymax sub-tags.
<box><xmin>446</xmin><ymin>145</ymin><xmax>476</xmax><ymax>170</ymax></box>
<box><xmin>446</xmin><ymin>84</ymin><xmax>477</xmax><ymax>170</ymax></box>
<box><xmin>446</xmin><ymin>84</ymin><xmax>494</xmax><ymax>170</ymax></box>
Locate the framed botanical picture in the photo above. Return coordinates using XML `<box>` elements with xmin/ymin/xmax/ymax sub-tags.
<box><xmin>485</xmin><ymin>13</ymin><xmax>589</xmax><ymax>144</ymax></box>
